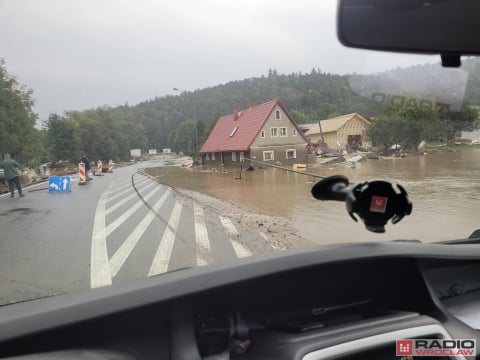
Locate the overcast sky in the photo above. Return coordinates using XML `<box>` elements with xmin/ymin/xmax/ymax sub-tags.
<box><xmin>0</xmin><ymin>0</ymin><xmax>437</xmax><ymax>122</ymax></box>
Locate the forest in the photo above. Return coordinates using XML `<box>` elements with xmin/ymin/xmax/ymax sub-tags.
<box><xmin>1</xmin><ymin>58</ymin><xmax>480</xmax><ymax>167</ymax></box>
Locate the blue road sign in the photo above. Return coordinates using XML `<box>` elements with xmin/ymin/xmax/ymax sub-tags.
<box><xmin>48</xmin><ymin>176</ymin><xmax>71</xmax><ymax>193</ymax></box>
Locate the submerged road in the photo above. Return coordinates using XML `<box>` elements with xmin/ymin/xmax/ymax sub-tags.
<box><xmin>0</xmin><ymin>158</ymin><xmax>274</xmax><ymax>306</ymax></box>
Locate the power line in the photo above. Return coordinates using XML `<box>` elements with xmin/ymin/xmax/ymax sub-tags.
<box><xmin>243</xmin><ymin>157</ymin><xmax>326</xmax><ymax>179</ymax></box>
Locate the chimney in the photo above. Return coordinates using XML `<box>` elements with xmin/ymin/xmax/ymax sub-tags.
<box><xmin>233</xmin><ymin>106</ymin><xmax>239</xmax><ymax>121</ymax></box>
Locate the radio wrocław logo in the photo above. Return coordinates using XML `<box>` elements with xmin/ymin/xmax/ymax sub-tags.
<box><xmin>396</xmin><ymin>339</ymin><xmax>476</xmax><ymax>357</ymax></box>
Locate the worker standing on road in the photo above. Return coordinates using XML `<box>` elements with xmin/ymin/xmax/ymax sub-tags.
<box><xmin>0</xmin><ymin>154</ymin><xmax>25</xmax><ymax>197</ymax></box>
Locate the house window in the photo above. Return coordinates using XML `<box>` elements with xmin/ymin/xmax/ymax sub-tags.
<box><xmin>263</xmin><ymin>151</ymin><xmax>274</xmax><ymax>161</ymax></box>
<box><xmin>293</xmin><ymin>128</ymin><xmax>297</xmax><ymax>136</ymax></box>
<box><xmin>232</xmin><ymin>152</ymin><xmax>237</xmax><ymax>162</ymax></box>
<box><xmin>286</xmin><ymin>149</ymin><xmax>297</xmax><ymax>159</ymax></box>
<box><xmin>260</xmin><ymin>130</ymin><xmax>265</xmax><ymax>139</ymax></box>
<box><xmin>211</xmin><ymin>152</ymin><xmax>215</xmax><ymax>160</ymax></box>
<box><xmin>280</xmin><ymin>127</ymin><xmax>287</xmax><ymax>137</ymax></box>
<box><xmin>206</xmin><ymin>153</ymin><xmax>210</xmax><ymax>161</ymax></box>
<box><xmin>240</xmin><ymin>152</ymin><xmax>244</xmax><ymax>162</ymax></box>
<box><xmin>270</xmin><ymin>127</ymin><xmax>278</xmax><ymax>137</ymax></box>
<box><xmin>275</xmin><ymin>110</ymin><xmax>281</xmax><ymax>120</ymax></box>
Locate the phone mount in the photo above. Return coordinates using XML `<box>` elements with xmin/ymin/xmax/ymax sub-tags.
<box><xmin>311</xmin><ymin>175</ymin><xmax>412</xmax><ymax>233</ymax></box>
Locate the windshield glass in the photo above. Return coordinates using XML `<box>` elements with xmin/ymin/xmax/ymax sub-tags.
<box><xmin>0</xmin><ymin>0</ymin><xmax>479</xmax><ymax>304</ymax></box>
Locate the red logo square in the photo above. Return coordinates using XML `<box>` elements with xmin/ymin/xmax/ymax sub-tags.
<box><xmin>370</xmin><ymin>196</ymin><xmax>388</xmax><ymax>213</ymax></box>
<box><xmin>396</xmin><ymin>339</ymin><xmax>413</xmax><ymax>356</ymax></box>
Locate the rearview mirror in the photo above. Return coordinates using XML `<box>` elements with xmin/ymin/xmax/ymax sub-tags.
<box><xmin>337</xmin><ymin>0</ymin><xmax>480</xmax><ymax>67</ymax></box>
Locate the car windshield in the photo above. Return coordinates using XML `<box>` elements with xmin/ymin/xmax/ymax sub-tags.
<box><xmin>0</xmin><ymin>0</ymin><xmax>479</xmax><ymax>304</ymax></box>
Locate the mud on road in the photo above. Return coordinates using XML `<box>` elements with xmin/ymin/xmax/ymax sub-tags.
<box><xmin>141</xmin><ymin>166</ymin><xmax>316</xmax><ymax>252</ymax></box>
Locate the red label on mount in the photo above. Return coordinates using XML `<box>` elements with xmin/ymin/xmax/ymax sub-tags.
<box><xmin>396</xmin><ymin>340</ymin><xmax>413</xmax><ymax>356</ymax></box>
<box><xmin>370</xmin><ymin>196</ymin><xmax>388</xmax><ymax>213</ymax></box>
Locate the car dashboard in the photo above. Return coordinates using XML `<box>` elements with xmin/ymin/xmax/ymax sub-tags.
<box><xmin>0</xmin><ymin>241</ymin><xmax>479</xmax><ymax>359</ymax></box>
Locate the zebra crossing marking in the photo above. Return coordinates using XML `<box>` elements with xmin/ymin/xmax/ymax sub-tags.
<box><xmin>194</xmin><ymin>204</ymin><xmax>211</xmax><ymax>266</ymax></box>
<box><xmin>219</xmin><ymin>216</ymin><xmax>252</xmax><ymax>258</ymax></box>
<box><xmin>105</xmin><ymin>182</ymin><xmax>155</xmax><ymax>216</ymax></box>
<box><xmin>148</xmin><ymin>200</ymin><xmax>183</xmax><ymax>276</ymax></box>
<box><xmin>91</xmin><ymin>174</ymin><xmax>275</xmax><ymax>286</ymax></box>
<box><xmin>109</xmin><ymin>189</ymin><xmax>171</xmax><ymax>278</ymax></box>
<box><xmin>90</xmin><ymin>189</ymin><xmax>112</xmax><ymax>288</ymax></box>
<box><xmin>105</xmin><ymin>186</ymin><xmax>162</xmax><ymax>237</ymax></box>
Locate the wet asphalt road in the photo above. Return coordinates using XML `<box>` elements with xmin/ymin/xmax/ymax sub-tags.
<box><xmin>0</xmin><ymin>159</ymin><xmax>273</xmax><ymax>306</ymax></box>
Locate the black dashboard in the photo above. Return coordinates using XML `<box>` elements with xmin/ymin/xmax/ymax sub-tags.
<box><xmin>0</xmin><ymin>242</ymin><xmax>479</xmax><ymax>359</ymax></box>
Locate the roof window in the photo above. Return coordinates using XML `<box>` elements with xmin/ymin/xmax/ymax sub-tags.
<box><xmin>230</xmin><ymin>126</ymin><xmax>239</xmax><ymax>137</ymax></box>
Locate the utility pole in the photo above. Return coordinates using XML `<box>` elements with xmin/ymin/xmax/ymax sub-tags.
<box><xmin>174</xmin><ymin>87</ymin><xmax>198</xmax><ymax>154</ymax></box>
<box><xmin>193</xmin><ymin>105</ymin><xmax>198</xmax><ymax>153</ymax></box>
<box><xmin>318</xmin><ymin>119</ymin><xmax>325</xmax><ymax>143</ymax></box>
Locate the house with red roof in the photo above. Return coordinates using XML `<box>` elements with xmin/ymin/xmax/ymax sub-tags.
<box><xmin>199</xmin><ymin>99</ymin><xmax>308</xmax><ymax>167</ymax></box>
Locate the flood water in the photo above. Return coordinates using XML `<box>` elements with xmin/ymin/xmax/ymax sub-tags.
<box><xmin>147</xmin><ymin>150</ymin><xmax>480</xmax><ymax>244</ymax></box>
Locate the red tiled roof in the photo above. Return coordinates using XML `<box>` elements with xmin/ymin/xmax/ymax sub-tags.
<box><xmin>200</xmin><ymin>99</ymin><xmax>281</xmax><ymax>153</ymax></box>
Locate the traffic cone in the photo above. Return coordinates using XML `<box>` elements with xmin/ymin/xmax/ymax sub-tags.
<box><xmin>108</xmin><ymin>159</ymin><xmax>113</xmax><ymax>173</ymax></box>
<box><xmin>79</xmin><ymin>162</ymin><xmax>87</xmax><ymax>185</ymax></box>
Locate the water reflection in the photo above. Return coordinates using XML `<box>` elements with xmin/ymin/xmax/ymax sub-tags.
<box><xmin>147</xmin><ymin>150</ymin><xmax>480</xmax><ymax>244</ymax></box>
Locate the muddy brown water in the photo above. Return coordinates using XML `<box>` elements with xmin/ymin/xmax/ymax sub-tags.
<box><xmin>147</xmin><ymin>150</ymin><xmax>480</xmax><ymax>244</ymax></box>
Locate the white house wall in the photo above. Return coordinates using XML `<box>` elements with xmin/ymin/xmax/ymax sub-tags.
<box><xmin>250</xmin><ymin>104</ymin><xmax>306</xmax><ymax>148</ymax></box>
<box><xmin>249</xmin><ymin>104</ymin><xmax>307</xmax><ymax>165</ymax></box>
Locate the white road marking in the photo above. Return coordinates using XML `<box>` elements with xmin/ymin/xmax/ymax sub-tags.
<box><xmin>194</xmin><ymin>204</ymin><xmax>211</xmax><ymax>266</ymax></box>
<box><xmin>106</xmin><ymin>183</ymin><xmax>135</xmax><ymax>202</ymax></box>
<box><xmin>109</xmin><ymin>189</ymin><xmax>171</xmax><ymax>278</ymax></box>
<box><xmin>258</xmin><ymin>230</ymin><xmax>269</xmax><ymax>241</ymax></box>
<box><xmin>258</xmin><ymin>230</ymin><xmax>287</xmax><ymax>251</ymax></box>
<box><xmin>90</xmin><ymin>189</ymin><xmax>112</xmax><ymax>288</ymax></box>
<box><xmin>148</xmin><ymin>200</ymin><xmax>183</xmax><ymax>276</ymax></box>
<box><xmin>110</xmin><ymin>178</ymin><xmax>127</xmax><ymax>186</ymax></box>
<box><xmin>105</xmin><ymin>186</ymin><xmax>161</xmax><ymax>237</ymax></box>
<box><xmin>107</xmin><ymin>183</ymin><xmax>135</xmax><ymax>202</ymax></box>
<box><xmin>106</xmin><ymin>182</ymin><xmax>155</xmax><ymax>215</ymax></box>
<box><xmin>111</xmin><ymin>175</ymin><xmax>148</xmax><ymax>189</ymax></box>
<box><xmin>219</xmin><ymin>216</ymin><xmax>252</xmax><ymax>258</ymax></box>
<box><xmin>133</xmin><ymin>176</ymin><xmax>149</xmax><ymax>186</ymax></box>
<box><xmin>109</xmin><ymin>176</ymin><xmax>148</xmax><ymax>194</ymax></box>
<box><xmin>0</xmin><ymin>181</ymin><xmax>49</xmax><ymax>197</ymax></box>
<box><xmin>110</xmin><ymin>181</ymin><xmax>134</xmax><ymax>192</ymax></box>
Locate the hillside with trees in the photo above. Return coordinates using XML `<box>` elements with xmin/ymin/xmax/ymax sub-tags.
<box><xmin>2</xmin><ymin>58</ymin><xmax>480</xmax><ymax>168</ymax></box>
<box><xmin>46</xmin><ymin>69</ymin><xmax>384</xmax><ymax>162</ymax></box>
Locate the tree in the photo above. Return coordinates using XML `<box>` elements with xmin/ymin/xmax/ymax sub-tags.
<box><xmin>0</xmin><ymin>59</ymin><xmax>42</xmax><ymax>166</ymax></box>
<box><xmin>172</xmin><ymin>119</ymin><xmax>197</xmax><ymax>155</ymax></box>
<box><xmin>290</xmin><ymin>109</ymin><xmax>309</xmax><ymax>124</ymax></box>
<box><xmin>367</xmin><ymin>105</ymin><xmax>476</xmax><ymax>151</ymax></box>
<box><xmin>44</xmin><ymin>114</ymin><xmax>80</xmax><ymax>163</ymax></box>
<box><xmin>443</xmin><ymin>103</ymin><xmax>478</xmax><ymax>134</ymax></box>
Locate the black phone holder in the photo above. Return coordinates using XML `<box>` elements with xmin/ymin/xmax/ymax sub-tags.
<box><xmin>311</xmin><ymin>175</ymin><xmax>412</xmax><ymax>233</ymax></box>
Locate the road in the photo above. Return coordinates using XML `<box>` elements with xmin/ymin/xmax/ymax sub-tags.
<box><xmin>0</xmin><ymin>158</ymin><xmax>274</xmax><ymax>306</ymax></box>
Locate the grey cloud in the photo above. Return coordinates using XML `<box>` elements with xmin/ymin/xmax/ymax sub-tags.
<box><xmin>0</xmin><ymin>0</ymin><xmax>436</xmax><ymax>122</ymax></box>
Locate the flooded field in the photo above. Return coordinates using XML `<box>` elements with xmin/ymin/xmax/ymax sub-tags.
<box><xmin>146</xmin><ymin>150</ymin><xmax>480</xmax><ymax>244</ymax></box>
